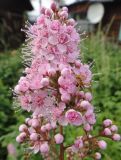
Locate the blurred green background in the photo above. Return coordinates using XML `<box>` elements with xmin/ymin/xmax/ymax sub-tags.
<box><xmin>0</xmin><ymin>30</ymin><xmax>121</xmax><ymax>160</ymax></box>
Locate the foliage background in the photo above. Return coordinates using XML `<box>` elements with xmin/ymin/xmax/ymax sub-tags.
<box><xmin>0</xmin><ymin>31</ymin><xmax>121</xmax><ymax>160</ymax></box>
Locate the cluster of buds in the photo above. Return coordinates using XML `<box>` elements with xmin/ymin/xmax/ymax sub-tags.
<box><xmin>16</xmin><ymin>116</ymin><xmax>64</xmax><ymax>159</ymax></box>
<box><xmin>66</xmin><ymin>119</ymin><xmax>120</xmax><ymax>160</ymax></box>
<box><xmin>14</xmin><ymin>2</ymin><xmax>120</xmax><ymax>160</ymax></box>
<box><xmin>101</xmin><ymin>119</ymin><xmax>120</xmax><ymax>141</ymax></box>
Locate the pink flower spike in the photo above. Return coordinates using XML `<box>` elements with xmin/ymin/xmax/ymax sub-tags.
<box><xmin>54</xmin><ymin>133</ymin><xmax>64</xmax><ymax>144</ymax></box>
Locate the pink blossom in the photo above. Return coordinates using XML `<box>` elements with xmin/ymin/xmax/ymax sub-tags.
<box><xmin>65</xmin><ymin>109</ymin><xmax>83</xmax><ymax>126</ymax></box>
<box><xmin>19</xmin><ymin>79</ymin><xmax>29</xmax><ymax>92</ymax></box>
<box><xmin>50</xmin><ymin>20</ymin><xmax>60</xmax><ymax>33</ymax></box>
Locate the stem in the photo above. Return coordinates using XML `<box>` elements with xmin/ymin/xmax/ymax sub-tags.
<box><xmin>59</xmin><ymin>126</ymin><xmax>64</xmax><ymax>160</ymax></box>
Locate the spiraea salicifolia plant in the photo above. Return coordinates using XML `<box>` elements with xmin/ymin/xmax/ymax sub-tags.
<box><xmin>14</xmin><ymin>2</ymin><xmax>120</xmax><ymax>160</ymax></box>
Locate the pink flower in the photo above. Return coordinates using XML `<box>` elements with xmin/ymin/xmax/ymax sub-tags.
<box><xmin>54</xmin><ymin>133</ymin><xmax>64</xmax><ymax>144</ymax></box>
<box><xmin>19</xmin><ymin>79</ymin><xmax>29</xmax><ymax>92</ymax></box>
<box><xmin>65</xmin><ymin>109</ymin><xmax>83</xmax><ymax>126</ymax></box>
<box><xmin>50</xmin><ymin>20</ymin><xmax>60</xmax><ymax>33</ymax></box>
<box><xmin>58</xmin><ymin>33</ymin><xmax>68</xmax><ymax>44</ymax></box>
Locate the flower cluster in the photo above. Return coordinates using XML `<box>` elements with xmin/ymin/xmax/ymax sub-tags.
<box><xmin>14</xmin><ymin>2</ymin><xmax>120</xmax><ymax>160</ymax></box>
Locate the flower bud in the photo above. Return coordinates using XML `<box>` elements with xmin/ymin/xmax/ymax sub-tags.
<box><xmin>59</xmin><ymin>11</ymin><xmax>68</xmax><ymax>19</ymax></box>
<box><xmin>62</xmin><ymin>7</ymin><xmax>68</xmax><ymax>12</ymax></box>
<box><xmin>103</xmin><ymin>119</ymin><xmax>112</xmax><ymax>127</ymax></box>
<box><xmin>31</xmin><ymin>119</ymin><xmax>40</xmax><ymax>128</ymax></box>
<box><xmin>54</xmin><ymin>133</ymin><xmax>64</xmax><ymax>144</ymax></box>
<box><xmin>98</xmin><ymin>140</ymin><xmax>107</xmax><ymax>150</ymax></box>
<box><xmin>112</xmin><ymin>134</ymin><xmax>121</xmax><ymax>141</ymax></box>
<box><xmin>40</xmin><ymin>142</ymin><xmax>49</xmax><ymax>153</ymax></box>
<box><xmin>41</xmin><ymin>78</ymin><xmax>49</xmax><ymax>87</ymax></box>
<box><xmin>41</xmin><ymin>125</ymin><xmax>46</xmax><ymax>132</ymax></box>
<box><xmin>110</xmin><ymin>125</ymin><xmax>118</xmax><ymax>132</ymax></box>
<box><xmin>51</xmin><ymin>2</ymin><xmax>57</xmax><ymax>12</ymax></box>
<box><xmin>84</xmin><ymin>123</ymin><xmax>92</xmax><ymax>131</ymax></box>
<box><xmin>95</xmin><ymin>152</ymin><xmax>101</xmax><ymax>159</ymax></box>
<box><xmin>16</xmin><ymin>136</ymin><xmax>23</xmax><ymax>143</ymax></box>
<box><xmin>45</xmin><ymin>123</ymin><xmax>52</xmax><ymax>131</ymax></box>
<box><xmin>103</xmin><ymin>128</ymin><xmax>112</xmax><ymax>136</ymax></box>
<box><xmin>68</xmin><ymin>18</ymin><xmax>75</xmax><ymax>26</ymax></box>
<box><xmin>45</xmin><ymin>9</ymin><xmax>52</xmax><ymax>17</ymax></box>
<box><xmin>61</xmin><ymin>68</ymin><xmax>69</xmax><ymax>76</ymax></box>
<box><xmin>85</xmin><ymin>92</ymin><xmax>93</xmax><ymax>101</ymax></box>
<box><xmin>14</xmin><ymin>85</ymin><xmax>20</xmax><ymax>94</ymax></box>
<box><xmin>61</xmin><ymin>93</ymin><xmax>70</xmax><ymax>103</ymax></box>
<box><xmin>40</xmin><ymin>7</ymin><xmax>46</xmax><ymax>14</ymax></box>
<box><xmin>80</xmin><ymin>100</ymin><xmax>90</xmax><ymax>109</ymax></box>
<box><xmin>75</xmin><ymin>60</ymin><xmax>81</xmax><ymax>67</ymax></box>
<box><xmin>30</xmin><ymin>133</ymin><xmax>38</xmax><ymax>141</ymax></box>
<box><xmin>19</xmin><ymin>124</ymin><xmax>28</xmax><ymax>132</ymax></box>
